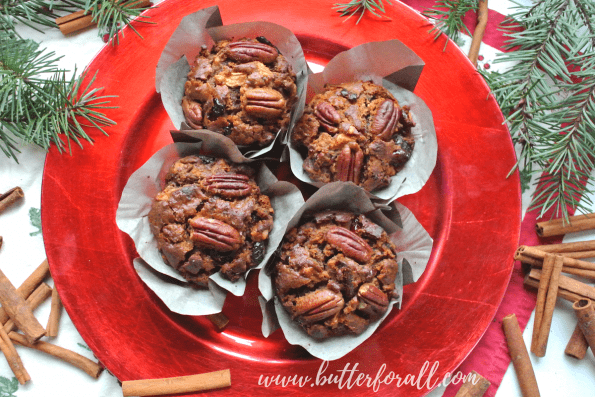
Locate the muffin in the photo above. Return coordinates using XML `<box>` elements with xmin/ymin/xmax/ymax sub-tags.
<box><xmin>148</xmin><ymin>155</ymin><xmax>274</xmax><ymax>286</ymax></box>
<box><xmin>182</xmin><ymin>37</ymin><xmax>298</xmax><ymax>147</ymax></box>
<box><xmin>272</xmin><ymin>210</ymin><xmax>399</xmax><ymax>339</ymax></box>
<box><xmin>292</xmin><ymin>81</ymin><xmax>415</xmax><ymax>192</ymax></box>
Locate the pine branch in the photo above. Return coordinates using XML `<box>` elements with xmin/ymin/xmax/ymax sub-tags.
<box><xmin>0</xmin><ymin>0</ymin><xmax>85</xmax><ymax>33</ymax></box>
<box><xmin>480</xmin><ymin>0</ymin><xmax>595</xmax><ymax>221</ymax></box>
<box><xmin>333</xmin><ymin>0</ymin><xmax>391</xmax><ymax>23</ymax></box>
<box><xmin>424</xmin><ymin>0</ymin><xmax>479</xmax><ymax>48</ymax></box>
<box><xmin>86</xmin><ymin>0</ymin><xmax>153</xmax><ymax>43</ymax></box>
<box><xmin>0</xmin><ymin>34</ymin><xmax>116</xmax><ymax>161</ymax></box>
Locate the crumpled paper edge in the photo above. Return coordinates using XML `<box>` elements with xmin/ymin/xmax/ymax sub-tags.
<box><xmin>258</xmin><ymin>182</ymin><xmax>433</xmax><ymax>360</ymax></box>
<box><xmin>156</xmin><ymin>5</ymin><xmax>309</xmax><ymax>159</ymax></box>
<box><xmin>116</xmin><ymin>140</ymin><xmax>304</xmax><ymax>316</ymax></box>
<box><xmin>288</xmin><ymin>40</ymin><xmax>437</xmax><ymax>203</ymax></box>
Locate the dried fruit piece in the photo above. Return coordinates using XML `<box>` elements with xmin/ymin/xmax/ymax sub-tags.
<box><xmin>326</xmin><ymin>226</ymin><xmax>372</xmax><ymax>263</ymax></box>
<box><xmin>189</xmin><ymin>217</ymin><xmax>242</xmax><ymax>252</ymax></box>
<box><xmin>357</xmin><ymin>283</ymin><xmax>389</xmax><ymax>314</ymax></box>
<box><xmin>244</xmin><ymin>88</ymin><xmax>286</xmax><ymax>119</ymax></box>
<box><xmin>335</xmin><ymin>143</ymin><xmax>364</xmax><ymax>185</ymax></box>
<box><xmin>294</xmin><ymin>289</ymin><xmax>345</xmax><ymax>323</ymax></box>
<box><xmin>314</xmin><ymin>101</ymin><xmax>341</xmax><ymax>132</ymax></box>
<box><xmin>227</xmin><ymin>41</ymin><xmax>279</xmax><ymax>64</ymax></box>
<box><xmin>370</xmin><ymin>99</ymin><xmax>401</xmax><ymax>140</ymax></box>
<box><xmin>203</xmin><ymin>174</ymin><xmax>252</xmax><ymax>198</ymax></box>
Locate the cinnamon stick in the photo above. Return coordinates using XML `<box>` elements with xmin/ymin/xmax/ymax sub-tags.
<box><xmin>516</xmin><ymin>250</ymin><xmax>595</xmax><ymax>280</ymax></box>
<box><xmin>121</xmin><ymin>369</ymin><xmax>231</xmax><ymax>396</ymax></box>
<box><xmin>530</xmin><ymin>254</ymin><xmax>555</xmax><ymax>354</ymax></box>
<box><xmin>0</xmin><ymin>236</ymin><xmax>3</xmax><ymax>250</ymax></box>
<box><xmin>468</xmin><ymin>0</ymin><xmax>488</xmax><ymax>67</ymax></box>
<box><xmin>533</xmin><ymin>255</ymin><xmax>563</xmax><ymax>356</ymax></box>
<box><xmin>524</xmin><ymin>275</ymin><xmax>583</xmax><ymax>302</ymax></box>
<box><xmin>0</xmin><ymin>326</ymin><xmax>29</xmax><ymax>384</ymax></box>
<box><xmin>0</xmin><ymin>267</ymin><xmax>46</xmax><ymax>343</ymax></box>
<box><xmin>565</xmin><ymin>323</ymin><xmax>589</xmax><ymax>360</ymax></box>
<box><xmin>454</xmin><ymin>370</ymin><xmax>490</xmax><ymax>397</ymax></box>
<box><xmin>502</xmin><ymin>314</ymin><xmax>540</xmax><ymax>397</ymax></box>
<box><xmin>4</xmin><ymin>283</ymin><xmax>52</xmax><ymax>334</ymax></box>
<box><xmin>9</xmin><ymin>332</ymin><xmax>103</xmax><ymax>378</ymax></box>
<box><xmin>572</xmin><ymin>299</ymin><xmax>595</xmax><ymax>353</ymax></box>
<box><xmin>0</xmin><ymin>187</ymin><xmax>24</xmax><ymax>215</ymax></box>
<box><xmin>525</xmin><ymin>268</ymin><xmax>595</xmax><ymax>301</ymax></box>
<box><xmin>207</xmin><ymin>313</ymin><xmax>229</xmax><ymax>330</ymax></box>
<box><xmin>534</xmin><ymin>239</ymin><xmax>595</xmax><ymax>253</ymax></box>
<box><xmin>46</xmin><ymin>287</ymin><xmax>62</xmax><ymax>338</ymax></box>
<box><xmin>536</xmin><ymin>213</ymin><xmax>595</xmax><ymax>237</ymax></box>
<box><xmin>516</xmin><ymin>245</ymin><xmax>595</xmax><ymax>273</ymax></box>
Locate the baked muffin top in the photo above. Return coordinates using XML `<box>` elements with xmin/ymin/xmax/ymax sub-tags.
<box><xmin>148</xmin><ymin>155</ymin><xmax>274</xmax><ymax>286</ymax></box>
<box><xmin>272</xmin><ymin>210</ymin><xmax>399</xmax><ymax>339</ymax></box>
<box><xmin>292</xmin><ymin>81</ymin><xmax>415</xmax><ymax>192</ymax></box>
<box><xmin>182</xmin><ymin>38</ymin><xmax>298</xmax><ymax>148</ymax></box>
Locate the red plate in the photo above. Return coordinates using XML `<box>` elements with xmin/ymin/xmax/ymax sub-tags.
<box><xmin>42</xmin><ymin>0</ymin><xmax>520</xmax><ymax>395</ymax></box>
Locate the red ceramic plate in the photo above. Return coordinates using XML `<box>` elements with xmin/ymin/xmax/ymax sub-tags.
<box><xmin>42</xmin><ymin>0</ymin><xmax>521</xmax><ymax>395</ymax></box>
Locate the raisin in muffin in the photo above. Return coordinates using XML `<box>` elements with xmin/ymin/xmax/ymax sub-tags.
<box><xmin>292</xmin><ymin>81</ymin><xmax>415</xmax><ymax>192</ymax></box>
<box><xmin>272</xmin><ymin>211</ymin><xmax>399</xmax><ymax>339</ymax></box>
<box><xmin>148</xmin><ymin>155</ymin><xmax>274</xmax><ymax>286</ymax></box>
<box><xmin>182</xmin><ymin>38</ymin><xmax>298</xmax><ymax>147</ymax></box>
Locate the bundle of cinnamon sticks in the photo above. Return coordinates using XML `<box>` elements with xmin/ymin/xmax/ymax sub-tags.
<box><xmin>517</xmin><ymin>213</ymin><xmax>595</xmax><ymax>362</ymax></box>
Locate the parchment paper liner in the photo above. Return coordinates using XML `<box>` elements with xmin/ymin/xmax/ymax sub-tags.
<box><xmin>156</xmin><ymin>5</ymin><xmax>309</xmax><ymax>159</ymax></box>
<box><xmin>116</xmin><ymin>137</ymin><xmax>304</xmax><ymax>316</ymax></box>
<box><xmin>258</xmin><ymin>182</ymin><xmax>433</xmax><ymax>360</ymax></box>
<box><xmin>288</xmin><ymin>40</ymin><xmax>437</xmax><ymax>203</ymax></box>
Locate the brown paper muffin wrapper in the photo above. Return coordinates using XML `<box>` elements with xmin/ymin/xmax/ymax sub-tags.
<box><xmin>116</xmin><ymin>137</ymin><xmax>304</xmax><ymax>316</ymax></box>
<box><xmin>288</xmin><ymin>40</ymin><xmax>437</xmax><ymax>203</ymax></box>
<box><xmin>156</xmin><ymin>5</ymin><xmax>309</xmax><ymax>159</ymax></box>
<box><xmin>258</xmin><ymin>182</ymin><xmax>433</xmax><ymax>360</ymax></box>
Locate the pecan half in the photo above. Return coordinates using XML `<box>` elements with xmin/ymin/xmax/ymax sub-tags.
<box><xmin>326</xmin><ymin>226</ymin><xmax>372</xmax><ymax>263</ymax></box>
<box><xmin>227</xmin><ymin>41</ymin><xmax>279</xmax><ymax>64</ymax></box>
<box><xmin>244</xmin><ymin>88</ymin><xmax>286</xmax><ymax>119</ymax></box>
<box><xmin>314</xmin><ymin>101</ymin><xmax>341</xmax><ymax>133</ymax></box>
<box><xmin>189</xmin><ymin>216</ymin><xmax>242</xmax><ymax>252</ymax></box>
<box><xmin>294</xmin><ymin>289</ymin><xmax>344</xmax><ymax>323</ymax></box>
<box><xmin>181</xmin><ymin>97</ymin><xmax>203</xmax><ymax>129</ymax></box>
<box><xmin>336</xmin><ymin>143</ymin><xmax>364</xmax><ymax>185</ymax></box>
<box><xmin>357</xmin><ymin>283</ymin><xmax>389</xmax><ymax>314</ymax></box>
<box><xmin>203</xmin><ymin>173</ymin><xmax>252</xmax><ymax>198</ymax></box>
<box><xmin>370</xmin><ymin>99</ymin><xmax>401</xmax><ymax>140</ymax></box>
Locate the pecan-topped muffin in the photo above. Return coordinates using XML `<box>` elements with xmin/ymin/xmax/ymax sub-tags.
<box><xmin>292</xmin><ymin>81</ymin><xmax>415</xmax><ymax>192</ymax></box>
<box><xmin>272</xmin><ymin>211</ymin><xmax>399</xmax><ymax>339</ymax></box>
<box><xmin>182</xmin><ymin>38</ymin><xmax>298</xmax><ymax>147</ymax></box>
<box><xmin>148</xmin><ymin>155</ymin><xmax>274</xmax><ymax>286</ymax></box>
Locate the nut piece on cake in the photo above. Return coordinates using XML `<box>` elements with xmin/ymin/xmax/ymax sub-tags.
<box><xmin>182</xmin><ymin>38</ymin><xmax>298</xmax><ymax>148</ymax></box>
<box><xmin>148</xmin><ymin>155</ymin><xmax>274</xmax><ymax>287</ymax></box>
<box><xmin>292</xmin><ymin>81</ymin><xmax>416</xmax><ymax>192</ymax></box>
<box><xmin>272</xmin><ymin>211</ymin><xmax>399</xmax><ymax>339</ymax></box>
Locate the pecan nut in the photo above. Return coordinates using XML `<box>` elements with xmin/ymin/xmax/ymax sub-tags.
<box><xmin>244</xmin><ymin>88</ymin><xmax>286</xmax><ymax>119</ymax></box>
<box><xmin>203</xmin><ymin>173</ymin><xmax>252</xmax><ymax>198</ymax></box>
<box><xmin>335</xmin><ymin>143</ymin><xmax>364</xmax><ymax>185</ymax></box>
<box><xmin>294</xmin><ymin>289</ymin><xmax>344</xmax><ymax>323</ymax></box>
<box><xmin>357</xmin><ymin>283</ymin><xmax>389</xmax><ymax>314</ymax></box>
<box><xmin>181</xmin><ymin>97</ymin><xmax>203</xmax><ymax>129</ymax></box>
<box><xmin>370</xmin><ymin>99</ymin><xmax>401</xmax><ymax>140</ymax></box>
<box><xmin>227</xmin><ymin>41</ymin><xmax>279</xmax><ymax>64</ymax></box>
<box><xmin>326</xmin><ymin>226</ymin><xmax>372</xmax><ymax>263</ymax></box>
<box><xmin>314</xmin><ymin>101</ymin><xmax>341</xmax><ymax>133</ymax></box>
<box><xmin>189</xmin><ymin>216</ymin><xmax>242</xmax><ymax>252</ymax></box>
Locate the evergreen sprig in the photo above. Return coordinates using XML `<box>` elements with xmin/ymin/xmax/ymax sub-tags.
<box><xmin>0</xmin><ymin>33</ymin><xmax>115</xmax><ymax>161</ymax></box>
<box><xmin>482</xmin><ymin>0</ymin><xmax>595</xmax><ymax>220</ymax></box>
<box><xmin>0</xmin><ymin>0</ymin><xmax>85</xmax><ymax>33</ymax></box>
<box><xmin>333</xmin><ymin>0</ymin><xmax>391</xmax><ymax>23</ymax></box>
<box><xmin>86</xmin><ymin>0</ymin><xmax>153</xmax><ymax>44</ymax></box>
<box><xmin>423</xmin><ymin>0</ymin><xmax>478</xmax><ymax>47</ymax></box>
